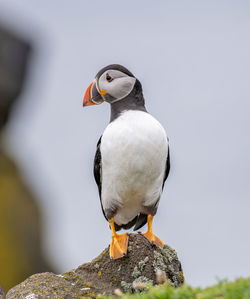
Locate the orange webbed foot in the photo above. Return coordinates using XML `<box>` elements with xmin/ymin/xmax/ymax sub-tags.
<box><xmin>140</xmin><ymin>231</ymin><xmax>164</xmax><ymax>247</ymax></box>
<box><xmin>110</xmin><ymin>233</ymin><xmax>129</xmax><ymax>259</ymax></box>
<box><xmin>139</xmin><ymin>214</ymin><xmax>164</xmax><ymax>247</ymax></box>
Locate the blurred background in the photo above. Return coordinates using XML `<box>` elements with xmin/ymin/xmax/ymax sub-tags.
<box><xmin>0</xmin><ymin>0</ymin><xmax>249</xmax><ymax>293</ymax></box>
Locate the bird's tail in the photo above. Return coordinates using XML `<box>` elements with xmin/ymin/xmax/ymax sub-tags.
<box><xmin>114</xmin><ymin>213</ymin><xmax>147</xmax><ymax>231</ymax></box>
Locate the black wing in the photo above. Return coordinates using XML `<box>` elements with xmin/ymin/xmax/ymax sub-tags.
<box><xmin>162</xmin><ymin>145</ymin><xmax>170</xmax><ymax>190</ymax></box>
<box><xmin>93</xmin><ymin>136</ymin><xmax>107</xmax><ymax>221</ymax></box>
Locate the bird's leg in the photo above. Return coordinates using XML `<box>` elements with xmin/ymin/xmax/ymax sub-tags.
<box><xmin>109</xmin><ymin>218</ymin><xmax>129</xmax><ymax>259</ymax></box>
<box><xmin>140</xmin><ymin>215</ymin><xmax>164</xmax><ymax>247</ymax></box>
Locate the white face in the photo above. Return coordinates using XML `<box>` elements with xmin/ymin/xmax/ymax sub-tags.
<box><xmin>98</xmin><ymin>70</ymin><xmax>136</xmax><ymax>101</ymax></box>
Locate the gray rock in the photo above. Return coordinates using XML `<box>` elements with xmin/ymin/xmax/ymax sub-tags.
<box><xmin>6</xmin><ymin>234</ymin><xmax>184</xmax><ymax>298</ymax></box>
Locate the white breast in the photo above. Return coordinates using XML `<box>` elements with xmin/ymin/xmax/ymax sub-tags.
<box><xmin>100</xmin><ymin>110</ymin><xmax>168</xmax><ymax>225</ymax></box>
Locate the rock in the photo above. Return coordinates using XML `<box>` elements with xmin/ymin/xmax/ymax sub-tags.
<box><xmin>6</xmin><ymin>234</ymin><xmax>184</xmax><ymax>298</ymax></box>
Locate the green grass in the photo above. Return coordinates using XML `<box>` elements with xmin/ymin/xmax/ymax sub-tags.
<box><xmin>100</xmin><ymin>277</ymin><xmax>250</xmax><ymax>299</ymax></box>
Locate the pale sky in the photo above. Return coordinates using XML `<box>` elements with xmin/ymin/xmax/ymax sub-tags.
<box><xmin>1</xmin><ymin>0</ymin><xmax>250</xmax><ymax>287</ymax></box>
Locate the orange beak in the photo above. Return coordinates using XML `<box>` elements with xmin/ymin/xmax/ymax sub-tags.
<box><xmin>83</xmin><ymin>82</ymin><xmax>95</xmax><ymax>106</ymax></box>
<box><xmin>83</xmin><ymin>80</ymin><xmax>105</xmax><ymax>107</ymax></box>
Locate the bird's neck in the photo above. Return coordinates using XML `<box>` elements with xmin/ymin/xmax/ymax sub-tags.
<box><xmin>110</xmin><ymin>95</ymin><xmax>147</xmax><ymax>122</ymax></box>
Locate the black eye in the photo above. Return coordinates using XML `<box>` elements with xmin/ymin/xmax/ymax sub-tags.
<box><xmin>106</xmin><ymin>73</ymin><xmax>113</xmax><ymax>82</ymax></box>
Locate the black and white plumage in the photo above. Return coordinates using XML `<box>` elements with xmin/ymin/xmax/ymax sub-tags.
<box><xmin>85</xmin><ymin>64</ymin><xmax>170</xmax><ymax>232</ymax></box>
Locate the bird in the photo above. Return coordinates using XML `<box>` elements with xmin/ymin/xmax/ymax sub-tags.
<box><xmin>83</xmin><ymin>64</ymin><xmax>170</xmax><ymax>259</ymax></box>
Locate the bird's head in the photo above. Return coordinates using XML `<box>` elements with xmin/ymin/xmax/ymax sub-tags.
<box><xmin>83</xmin><ymin>64</ymin><xmax>142</xmax><ymax>107</ymax></box>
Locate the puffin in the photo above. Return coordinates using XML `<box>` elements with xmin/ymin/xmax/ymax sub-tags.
<box><xmin>83</xmin><ymin>64</ymin><xmax>170</xmax><ymax>259</ymax></box>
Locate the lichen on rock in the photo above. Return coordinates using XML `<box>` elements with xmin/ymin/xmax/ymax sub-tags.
<box><xmin>132</xmin><ymin>256</ymin><xmax>149</xmax><ymax>279</ymax></box>
<box><xmin>6</xmin><ymin>234</ymin><xmax>183</xmax><ymax>298</ymax></box>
